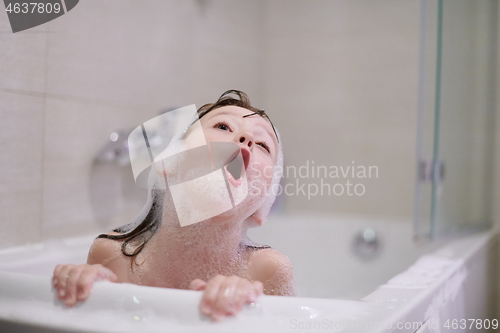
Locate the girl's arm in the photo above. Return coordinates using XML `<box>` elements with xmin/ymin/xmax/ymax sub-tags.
<box><xmin>52</xmin><ymin>236</ymin><xmax>125</xmax><ymax>307</ymax></box>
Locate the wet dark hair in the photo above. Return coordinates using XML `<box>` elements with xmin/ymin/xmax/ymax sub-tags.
<box><xmin>96</xmin><ymin>90</ymin><xmax>276</xmax><ymax>264</ymax></box>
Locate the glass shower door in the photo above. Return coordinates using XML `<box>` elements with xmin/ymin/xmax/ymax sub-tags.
<box><xmin>415</xmin><ymin>0</ymin><xmax>497</xmax><ymax>239</ymax></box>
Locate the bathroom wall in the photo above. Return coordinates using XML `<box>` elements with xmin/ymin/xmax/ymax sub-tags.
<box><xmin>264</xmin><ymin>0</ymin><xmax>420</xmax><ymax>218</ymax></box>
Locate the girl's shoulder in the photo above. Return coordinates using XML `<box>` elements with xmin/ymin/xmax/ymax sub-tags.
<box><xmin>87</xmin><ymin>232</ymin><xmax>120</xmax><ymax>263</ymax></box>
<box><xmin>87</xmin><ymin>232</ymin><xmax>131</xmax><ymax>282</ymax></box>
<box><xmin>245</xmin><ymin>247</ymin><xmax>295</xmax><ymax>296</ymax></box>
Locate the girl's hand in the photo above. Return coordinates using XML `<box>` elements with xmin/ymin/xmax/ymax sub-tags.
<box><xmin>189</xmin><ymin>275</ymin><xmax>263</xmax><ymax>321</ymax></box>
<box><xmin>52</xmin><ymin>263</ymin><xmax>118</xmax><ymax>307</ymax></box>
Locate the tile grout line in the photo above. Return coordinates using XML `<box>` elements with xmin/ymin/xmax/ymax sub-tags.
<box><xmin>0</xmin><ymin>88</ymin><xmax>160</xmax><ymax>113</ymax></box>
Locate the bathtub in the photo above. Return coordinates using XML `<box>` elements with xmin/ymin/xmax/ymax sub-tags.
<box><xmin>0</xmin><ymin>212</ymin><xmax>497</xmax><ymax>332</ymax></box>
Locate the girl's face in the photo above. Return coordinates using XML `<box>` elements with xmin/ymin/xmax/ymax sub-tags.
<box><xmin>199</xmin><ymin>105</ymin><xmax>279</xmax><ymax>192</ymax></box>
<box><xmin>176</xmin><ymin>105</ymin><xmax>278</xmax><ymax>222</ymax></box>
<box><xmin>154</xmin><ymin>104</ymin><xmax>279</xmax><ymax>227</ymax></box>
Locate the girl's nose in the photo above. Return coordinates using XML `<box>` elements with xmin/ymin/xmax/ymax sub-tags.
<box><xmin>238</xmin><ymin>131</ymin><xmax>254</xmax><ymax>150</ymax></box>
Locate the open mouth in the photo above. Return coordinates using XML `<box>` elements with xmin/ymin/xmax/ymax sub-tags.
<box><xmin>225</xmin><ymin>148</ymin><xmax>250</xmax><ymax>187</ymax></box>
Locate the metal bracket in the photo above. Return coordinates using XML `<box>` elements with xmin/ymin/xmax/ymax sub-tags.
<box><xmin>419</xmin><ymin>160</ymin><xmax>445</xmax><ymax>183</ymax></box>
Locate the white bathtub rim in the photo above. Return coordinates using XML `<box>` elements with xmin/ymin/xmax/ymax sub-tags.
<box><xmin>357</xmin><ymin>229</ymin><xmax>496</xmax><ymax>333</ymax></box>
<box><xmin>0</xmin><ymin>220</ymin><xmax>496</xmax><ymax>333</ymax></box>
<box><xmin>0</xmin><ymin>270</ymin><xmax>368</xmax><ymax>333</ymax></box>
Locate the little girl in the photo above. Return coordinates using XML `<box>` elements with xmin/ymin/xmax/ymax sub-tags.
<box><xmin>52</xmin><ymin>90</ymin><xmax>295</xmax><ymax>321</ymax></box>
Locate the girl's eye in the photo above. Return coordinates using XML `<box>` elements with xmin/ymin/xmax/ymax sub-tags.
<box><xmin>257</xmin><ymin>141</ymin><xmax>270</xmax><ymax>153</ymax></box>
<box><xmin>214</xmin><ymin>121</ymin><xmax>232</xmax><ymax>132</ymax></box>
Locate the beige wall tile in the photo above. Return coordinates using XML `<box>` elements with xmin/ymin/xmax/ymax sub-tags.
<box><xmin>45</xmin><ymin>0</ymin><xmax>196</xmax><ymax>111</ymax></box>
<box><xmin>0</xmin><ymin>7</ymin><xmax>47</xmax><ymax>92</ymax></box>
<box><xmin>191</xmin><ymin>0</ymin><xmax>266</xmax><ymax>106</ymax></box>
<box><xmin>0</xmin><ymin>2</ymin><xmax>47</xmax><ymax>249</ymax></box>
<box><xmin>41</xmin><ymin>98</ymin><xmax>155</xmax><ymax>240</ymax></box>
<box><xmin>0</xmin><ymin>91</ymin><xmax>44</xmax><ymax>248</ymax></box>
<box><xmin>264</xmin><ymin>0</ymin><xmax>419</xmax><ymax>218</ymax></box>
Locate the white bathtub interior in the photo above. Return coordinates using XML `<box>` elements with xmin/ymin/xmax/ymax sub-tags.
<box><xmin>0</xmin><ymin>212</ymin><xmax>497</xmax><ymax>333</ymax></box>
<box><xmin>1</xmin><ymin>213</ymin><xmax>439</xmax><ymax>299</ymax></box>
<box><xmin>249</xmin><ymin>213</ymin><xmax>444</xmax><ymax>299</ymax></box>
